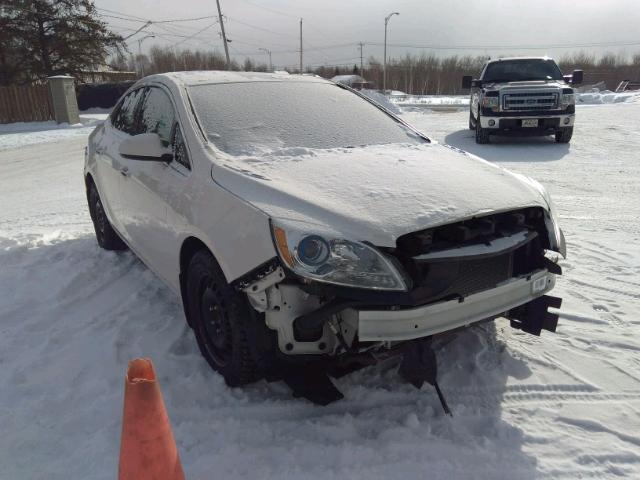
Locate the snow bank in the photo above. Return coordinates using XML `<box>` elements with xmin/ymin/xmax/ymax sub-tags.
<box><xmin>393</xmin><ymin>90</ymin><xmax>640</xmax><ymax>108</ymax></box>
<box><xmin>576</xmin><ymin>89</ymin><xmax>640</xmax><ymax>104</ymax></box>
<box><xmin>0</xmin><ymin>113</ymin><xmax>108</xmax><ymax>151</ymax></box>
<box><xmin>393</xmin><ymin>95</ymin><xmax>470</xmax><ymax>107</ymax></box>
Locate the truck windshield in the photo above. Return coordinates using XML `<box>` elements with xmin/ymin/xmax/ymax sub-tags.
<box><xmin>482</xmin><ymin>59</ymin><xmax>564</xmax><ymax>82</ymax></box>
<box><xmin>188</xmin><ymin>81</ymin><xmax>425</xmax><ymax>155</ymax></box>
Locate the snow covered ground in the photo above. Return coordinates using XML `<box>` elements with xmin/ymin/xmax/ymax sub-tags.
<box><xmin>1</xmin><ymin>102</ymin><xmax>639</xmax><ymax>479</ymax></box>
<box><xmin>0</xmin><ymin>112</ymin><xmax>108</xmax><ymax>151</ymax></box>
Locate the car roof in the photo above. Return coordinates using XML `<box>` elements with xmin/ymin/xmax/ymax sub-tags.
<box><xmin>142</xmin><ymin>70</ymin><xmax>332</xmax><ymax>87</ymax></box>
<box><xmin>486</xmin><ymin>56</ymin><xmax>555</xmax><ymax>64</ymax></box>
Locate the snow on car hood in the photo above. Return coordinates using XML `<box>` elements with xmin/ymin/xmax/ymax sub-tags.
<box><xmin>484</xmin><ymin>80</ymin><xmax>567</xmax><ymax>91</ymax></box>
<box><xmin>211</xmin><ymin>142</ymin><xmax>548</xmax><ymax>247</ymax></box>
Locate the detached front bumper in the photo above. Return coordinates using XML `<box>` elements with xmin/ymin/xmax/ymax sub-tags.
<box><xmin>355</xmin><ymin>269</ymin><xmax>555</xmax><ymax>341</ymax></box>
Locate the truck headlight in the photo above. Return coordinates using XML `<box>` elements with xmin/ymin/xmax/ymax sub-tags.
<box><xmin>482</xmin><ymin>96</ymin><xmax>500</xmax><ymax>111</ymax></box>
<box><xmin>271</xmin><ymin>220</ymin><xmax>408</xmax><ymax>291</ymax></box>
<box><xmin>560</xmin><ymin>92</ymin><xmax>575</xmax><ymax>108</ymax></box>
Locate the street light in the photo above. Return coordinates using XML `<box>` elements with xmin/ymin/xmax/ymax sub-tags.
<box><xmin>137</xmin><ymin>34</ymin><xmax>155</xmax><ymax>77</ymax></box>
<box><xmin>259</xmin><ymin>48</ymin><xmax>273</xmax><ymax>71</ymax></box>
<box><xmin>383</xmin><ymin>12</ymin><xmax>399</xmax><ymax>95</ymax></box>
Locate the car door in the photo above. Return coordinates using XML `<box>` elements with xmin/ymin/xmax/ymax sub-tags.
<box><xmin>94</xmin><ymin>87</ymin><xmax>146</xmax><ymax>234</ymax></box>
<box><xmin>118</xmin><ymin>85</ymin><xmax>192</xmax><ymax>288</ymax></box>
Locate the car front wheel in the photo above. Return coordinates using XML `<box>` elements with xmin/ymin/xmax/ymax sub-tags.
<box><xmin>475</xmin><ymin>115</ymin><xmax>491</xmax><ymax>144</ymax></box>
<box><xmin>555</xmin><ymin>127</ymin><xmax>573</xmax><ymax>143</ymax></box>
<box><xmin>186</xmin><ymin>250</ymin><xmax>262</xmax><ymax>387</ymax></box>
<box><xmin>88</xmin><ymin>184</ymin><xmax>127</xmax><ymax>251</ymax></box>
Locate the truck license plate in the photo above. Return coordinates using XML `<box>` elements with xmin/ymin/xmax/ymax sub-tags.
<box><xmin>522</xmin><ymin>119</ymin><xmax>538</xmax><ymax>128</ymax></box>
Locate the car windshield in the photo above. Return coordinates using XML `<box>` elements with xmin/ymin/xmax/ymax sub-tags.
<box><xmin>188</xmin><ymin>81</ymin><xmax>424</xmax><ymax>155</ymax></box>
<box><xmin>482</xmin><ymin>59</ymin><xmax>564</xmax><ymax>82</ymax></box>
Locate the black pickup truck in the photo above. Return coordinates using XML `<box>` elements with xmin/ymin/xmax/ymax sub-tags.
<box><xmin>463</xmin><ymin>57</ymin><xmax>583</xmax><ymax>144</ymax></box>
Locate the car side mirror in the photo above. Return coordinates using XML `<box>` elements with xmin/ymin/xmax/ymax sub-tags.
<box><xmin>571</xmin><ymin>69</ymin><xmax>584</xmax><ymax>85</ymax></box>
<box><xmin>462</xmin><ymin>75</ymin><xmax>472</xmax><ymax>89</ymax></box>
<box><xmin>119</xmin><ymin>133</ymin><xmax>172</xmax><ymax>162</ymax></box>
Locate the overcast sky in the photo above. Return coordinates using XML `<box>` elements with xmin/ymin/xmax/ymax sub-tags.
<box><xmin>97</xmin><ymin>0</ymin><xmax>640</xmax><ymax>69</ymax></box>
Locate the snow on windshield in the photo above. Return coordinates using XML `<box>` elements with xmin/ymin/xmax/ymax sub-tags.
<box><xmin>188</xmin><ymin>81</ymin><xmax>424</xmax><ymax>155</ymax></box>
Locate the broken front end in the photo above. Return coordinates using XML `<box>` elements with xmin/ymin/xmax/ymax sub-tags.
<box><xmin>237</xmin><ymin>207</ymin><xmax>564</xmax><ymax>406</ymax></box>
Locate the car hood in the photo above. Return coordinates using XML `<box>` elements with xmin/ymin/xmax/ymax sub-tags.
<box><xmin>210</xmin><ymin>142</ymin><xmax>549</xmax><ymax>247</ymax></box>
<box><xmin>484</xmin><ymin>80</ymin><xmax>567</xmax><ymax>91</ymax></box>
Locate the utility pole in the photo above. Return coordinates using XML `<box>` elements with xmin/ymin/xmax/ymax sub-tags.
<box><xmin>259</xmin><ymin>48</ymin><xmax>273</xmax><ymax>71</ymax></box>
<box><xmin>299</xmin><ymin>18</ymin><xmax>303</xmax><ymax>73</ymax></box>
<box><xmin>383</xmin><ymin>12</ymin><xmax>399</xmax><ymax>94</ymax></box>
<box><xmin>215</xmin><ymin>0</ymin><xmax>231</xmax><ymax>68</ymax></box>
<box><xmin>137</xmin><ymin>34</ymin><xmax>155</xmax><ymax>77</ymax></box>
<box><xmin>358</xmin><ymin>42</ymin><xmax>364</xmax><ymax>72</ymax></box>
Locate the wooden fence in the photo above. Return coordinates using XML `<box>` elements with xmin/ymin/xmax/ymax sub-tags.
<box><xmin>0</xmin><ymin>84</ymin><xmax>54</xmax><ymax>123</ymax></box>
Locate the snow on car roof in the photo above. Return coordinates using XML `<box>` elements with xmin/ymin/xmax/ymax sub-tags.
<box><xmin>145</xmin><ymin>70</ymin><xmax>331</xmax><ymax>87</ymax></box>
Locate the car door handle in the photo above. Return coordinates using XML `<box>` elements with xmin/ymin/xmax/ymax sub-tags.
<box><xmin>95</xmin><ymin>147</ymin><xmax>106</xmax><ymax>155</ymax></box>
<box><xmin>120</xmin><ymin>167</ymin><xmax>129</xmax><ymax>177</ymax></box>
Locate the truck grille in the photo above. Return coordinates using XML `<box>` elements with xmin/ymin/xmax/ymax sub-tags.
<box><xmin>502</xmin><ymin>91</ymin><xmax>558</xmax><ymax>111</ymax></box>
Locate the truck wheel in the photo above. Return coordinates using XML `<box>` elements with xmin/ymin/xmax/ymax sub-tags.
<box><xmin>555</xmin><ymin>127</ymin><xmax>573</xmax><ymax>143</ymax></box>
<box><xmin>468</xmin><ymin>111</ymin><xmax>476</xmax><ymax>130</ymax></box>
<box><xmin>475</xmin><ymin>117</ymin><xmax>491</xmax><ymax>144</ymax></box>
<box><xmin>88</xmin><ymin>184</ymin><xmax>127</xmax><ymax>251</ymax></box>
<box><xmin>186</xmin><ymin>250</ymin><xmax>261</xmax><ymax>387</ymax></box>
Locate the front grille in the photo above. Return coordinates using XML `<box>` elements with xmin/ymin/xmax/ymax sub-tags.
<box><xmin>392</xmin><ymin>208</ymin><xmax>549</xmax><ymax>304</ymax></box>
<box><xmin>439</xmin><ymin>254</ymin><xmax>512</xmax><ymax>297</ymax></box>
<box><xmin>413</xmin><ymin>252</ymin><xmax>513</xmax><ymax>301</ymax></box>
<box><xmin>502</xmin><ymin>91</ymin><xmax>558</xmax><ymax>111</ymax></box>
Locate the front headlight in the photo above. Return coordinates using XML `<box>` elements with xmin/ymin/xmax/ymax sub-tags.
<box><xmin>510</xmin><ymin>173</ymin><xmax>566</xmax><ymax>258</ymax></box>
<box><xmin>530</xmin><ymin>181</ymin><xmax>566</xmax><ymax>258</ymax></box>
<box><xmin>541</xmin><ymin>189</ymin><xmax>566</xmax><ymax>258</ymax></box>
<box><xmin>560</xmin><ymin>92</ymin><xmax>575</xmax><ymax>108</ymax></box>
<box><xmin>482</xmin><ymin>95</ymin><xmax>500</xmax><ymax>111</ymax></box>
<box><xmin>271</xmin><ymin>220</ymin><xmax>408</xmax><ymax>291</ymax></box>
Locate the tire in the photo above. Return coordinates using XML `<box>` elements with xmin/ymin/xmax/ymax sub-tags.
<box><xmin>88</xmin><ymin>184</ymin><xmax>127</xmax><ymax>250</ymax></box>
<box><xmin>555</xmin><ymin>127</ymin><xmax>573</xmax><ymax>143</ymax></box>
<box><xmin>468</xmin><ymin>111</ymin><xmax>475</xmax><ymax>130</ymax></box>
<box><xmin>186</xmin><ymin>250</ymin><xmax>261</xmax><ymax>387</ymax></box>
<box><xmin>475</xmin><ymin>115</ymin><xmax>491</xmax><ymax>144</ymax></box>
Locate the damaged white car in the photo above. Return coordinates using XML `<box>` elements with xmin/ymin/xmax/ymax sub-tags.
<box><xmin>84</xmin><ymin>71</ymin><xmax>565</xmax><ymax>408</ymax></box>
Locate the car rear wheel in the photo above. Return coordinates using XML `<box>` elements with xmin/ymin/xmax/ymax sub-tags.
<box><xmin>88</xmin><ymin>184</ymin><xmax>127</xmax><ymax>251</ymax></box>
<box><xmin>186</xmin><ymin>250</ymin><xmax>261</xmax><ymax>387</ymax></box>
<box><xmin>475</xmin><ymin>116</ymin><xmax>491</xmax><ymax>144</ymax></box>
<box><xmin>555</xmin><ymin>127</ymin><xmax>573</xmax><ymax>143</ymax></box>
<box><xmin>469</xmin><ymin>111</ymin><xmax>476</xmax><ymax>130</ymax></box>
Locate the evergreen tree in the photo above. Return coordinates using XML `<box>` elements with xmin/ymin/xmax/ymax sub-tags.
<box><xmin>0</xmin><ymin>0</ymin><xmax>124</xmax><ymax>85</ymax></box>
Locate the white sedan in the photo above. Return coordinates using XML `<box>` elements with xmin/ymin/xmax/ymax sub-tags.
<box><xmin>84</xmin><ymin>71</ymin><xmax>565</xmax><ymax>405</ymax></box>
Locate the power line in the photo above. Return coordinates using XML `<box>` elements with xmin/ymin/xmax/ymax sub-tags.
<box><xmin>226</xmin><ymin>16</ymin><xmax>298</xmax><ymax>39</ymax></box>
<box><xmin>236</xmin><ymin>0</ymin><xmax>299</xmax><ymax>20</ymax></box>
<box><xmin>364</xmin><ymin>40</ymin><xmax>640</xmax><ymax>51</ymax></box>
<box><xmin>174</xmin><ymin>22</ymin><xmax>218</xmax><ymax>47</ymax></box>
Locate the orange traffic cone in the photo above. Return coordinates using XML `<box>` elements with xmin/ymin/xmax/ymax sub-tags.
<box><xmin>118</xmin><ymin>358</ymin><xmax>185</xmax><ymax>480</ymax></box>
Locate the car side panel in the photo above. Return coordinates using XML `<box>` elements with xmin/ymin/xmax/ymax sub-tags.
<box><xmin>92</xmin><ymin>122</ymin><xmax>129</xmax><ymax>233</ymax></box>
<box><xmin>183</xmin><ymin>171</ymin><xmax>277</xmax><ymax>285</ymax></box>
